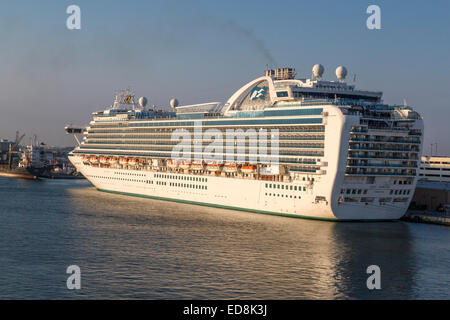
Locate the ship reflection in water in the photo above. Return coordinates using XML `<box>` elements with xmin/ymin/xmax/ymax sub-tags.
<box><xmin>0</xmin><ymin>179</ymin><xmax>448</xmax><ymax>299</ymax></box>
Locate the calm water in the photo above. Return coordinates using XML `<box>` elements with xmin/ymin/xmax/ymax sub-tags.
<box><xmin>0</xmin><ymin>177</ymin><xmax>449</xmax><ymax>299</ymax></box>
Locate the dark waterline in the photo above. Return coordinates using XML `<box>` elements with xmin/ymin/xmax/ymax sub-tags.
<box><xmin>0</xmin><ymin>177</ymin><xmax>449</xmax><ymax>299</ymax></box>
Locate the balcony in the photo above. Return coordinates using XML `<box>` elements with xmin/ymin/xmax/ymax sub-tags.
<box><xmin>347</xmin><ymin>163</ymin><xmax>416</xmax><ymax>168</ymax></box>
<box><xmin>345</xmin><ymin>171</ymin><xmax>416</xmax><ymax>177</ymax></box>
<box><xmin>349</xmin><ymin>146</ymin><xmax>417</xmax><ymax>152</ymax></box>
<box><xmin>348</xmin><ymin>155</ymin><xmax>416</xmax><ymax>160</ymax></box>
<box><xmin>349</xmin><ymin>138</ymin><xmax>420</xmax><ymax>144</ymax></box>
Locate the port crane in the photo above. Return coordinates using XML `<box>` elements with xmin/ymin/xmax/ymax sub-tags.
<box><xmin>7</xmin><ymin>131</ymin><xmax>25</xmax><ymax>169</ymax></box>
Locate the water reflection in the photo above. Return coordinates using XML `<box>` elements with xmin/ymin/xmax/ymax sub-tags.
<box><xmin>64</xmin><ymin>185</ymin><xmax>418</xmax><ymax>299</ymax></box>
<box><xmin>328</xmin><ymin>222</ymin><xmax>416</xmax><ymax>299</ymax></box>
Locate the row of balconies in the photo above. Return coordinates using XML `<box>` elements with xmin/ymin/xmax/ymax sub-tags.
<box><xmin>88</xmin><ymin>126</ymin><xmax>327</xmax><ymax>134</ymax></box>
<box><xmin>346</xmin><ymin>162</ymin><xmax>417</xmax><ymax>169</ymax></box>
<box><xmin>349</xmin><ymin>145</ymin><xmax>419</xmax><ymax>152</ymax></box>
<box><xmin>83</xmin><ymin>141</ymin><xmax>325</xmax><ymax>149</ymax></box>
<box><xmin>349</xmin><ymin>137</ymin><xmax>420</xmax><ymax>144</ymax></box>
<box><xmin>348</xmin><ymin>153</ymin><xmax>418</xmax><ymax>160</ymax></box>
<box><xmin>84</xmin><ymin>135</ymin><xmax>325</xmax><ymax>141</ymax></box>
<box><xmin>345</xmin><ymin>168</ymin><xmax>417</xmax><ymax>176</ymax></box>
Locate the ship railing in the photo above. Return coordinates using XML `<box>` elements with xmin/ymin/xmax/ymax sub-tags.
<box><xmin>348</xmin><ymin>155</ymin><xmax>414</xmax><ymax>160</ymax></box>
<box><xmin>368</xmin><ymin>126</ymin><xmax>409</xmax><ymax>131</ymax></box>
<box><xmin>349</xmin><ymin>138</ymin><xmax>420</xmax><ymax>144</ymax></box>
<box><xmin>349</xmin><ymin>147</ymin><xmax>415</xmax><ymax>152</ymax></box>
<box><xmin>345</xmin><ymin>172</ymin><xmax>416</xmax><ymax>177</ymax></box>
<box><xmin>347</xmin><ymin>163</ymin><xmax>417</xmax><ymax>168</ymax></box>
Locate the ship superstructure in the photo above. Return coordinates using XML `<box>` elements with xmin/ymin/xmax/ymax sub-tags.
<box><xmin>68</xmin><ymin>66</ymin><xmax>424</xmax><ymax>220</ymax></box>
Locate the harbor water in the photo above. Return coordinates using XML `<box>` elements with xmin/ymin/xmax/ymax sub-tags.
<box><xmin>0</xmin><ymin>177</ymin><xmax>449</xmax><ymax>299</ymax></box>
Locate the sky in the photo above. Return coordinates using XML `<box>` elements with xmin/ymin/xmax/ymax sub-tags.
<box><xmin>0</xmin><ymin>0</ymin><xmax>449</xmax><ymax>154</ymax></box>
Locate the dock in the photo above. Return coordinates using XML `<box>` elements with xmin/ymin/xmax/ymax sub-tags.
<box><xmin>402</xmin><ymin>210</ymin><xmax>450</xmax><ymax>226</ymax></box>
<box><xmin>0</xmin><ymin>171</ymin><xmax>38</xmax><ymax>180</ymax></box>
<box><xmin>404</xmin><ymin>180</ymin><xmax>450</xmax><ymax>226</ymax></box>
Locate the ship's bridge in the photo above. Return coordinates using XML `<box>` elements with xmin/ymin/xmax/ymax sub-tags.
<box><xmin>222</xmin><ymin>65</ymin><xmax>383</xmax><ymax>116</ymax></box>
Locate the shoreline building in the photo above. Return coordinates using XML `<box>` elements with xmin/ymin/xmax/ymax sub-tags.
<box><xmin>419</xmin><ymin>155</ymin><xmax>450</xmax><ymax>182</ymax></box>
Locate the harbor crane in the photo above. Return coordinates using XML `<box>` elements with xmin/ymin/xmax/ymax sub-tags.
<box><xmin>8</xmin><ymin>131</ymin><xmax>26</xmax><ymax>169</ymax></box>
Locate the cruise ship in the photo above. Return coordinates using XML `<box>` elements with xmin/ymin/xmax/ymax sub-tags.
<box><xmin>67</xmin><ymin>65</ymin><xmax>424</xmax><ymax>221</ymax></box>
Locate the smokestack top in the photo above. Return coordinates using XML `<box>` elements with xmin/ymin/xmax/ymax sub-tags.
<box><xmin>264</xmin><ymin>67</ymin><xmax>296</xmax><ymax>80</ymax></box>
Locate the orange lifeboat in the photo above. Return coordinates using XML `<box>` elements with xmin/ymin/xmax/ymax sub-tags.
<box><xmin>100</xmin><ymin>156</ymin><xmax>108</xmax><ymax>164</ymax></box>
<box><xmin>179</xmin><ymin>162</ymin><xmax>191</xmax><ymax>170</ymax></box>
<box><xmin>206</xmin><ymin>162</ymin><xmax>223</xmax><ymax>172</ymax></box>
<box><xmin>167</xmin><ymin>159</ymin><xmax>179</xmax><ymax>169</ymax></box>
<box><xmin>82</xmin><ymin>155</ymin><xmax>90</xmax><ymax>164</ymax></box>
<box><xmin>191</xmin><ymin>161</ymin><xmax>205</xmax><ymax>171</ymax></box>
<box><xmin>89</xmin><ymin>156</ymin><xmax>99</xmax><ymax>164</ymax></box>
<box><xmin>223</xmin><ymin>163</ymin><xmax>239</xmax><ymax>173</ymax></box>
<box><xmin>241</xmin><ymin>164</ymin><xmax>257</xmax><ymax>174</ymax></box>
<box><xmin>129</xmin><ymin>158</ymin><xmax>138</xmax><ymax>166</ymax></box>
<box><xmin>108</xmin><ymin>157</ymin><xmax>119</xmax><ymax>165</ymax></box>
<box><xmin>139</xmin><ymin>159</ymin><xmax>147</xmax><ymax>166</ymax></box>
<box><xmin>119</xmin><ymin>158</ymin><xmax>129</xmax><ymax>165</ymax></box>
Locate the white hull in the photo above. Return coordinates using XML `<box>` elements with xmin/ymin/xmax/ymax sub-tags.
<box><xmin>70</xmin><ymin>156</ymin><xmax>411</xmax><ymax>221</ymax></box>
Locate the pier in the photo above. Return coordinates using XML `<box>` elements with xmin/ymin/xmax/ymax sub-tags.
<box><xmin>403</xmin><ymin>180</ymin><xmax>450</xmax><ymax>226</ymax></box>
<box><xmin>402</xmin><ymin>210</ymin><xmax>450</xmax><ymax>226</ymax></box>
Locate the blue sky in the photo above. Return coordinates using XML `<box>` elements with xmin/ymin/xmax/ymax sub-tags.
<box><xmin>0</xmin><ymin>0</ymin><xmax>449</xmax><ymax>154</ymax></box>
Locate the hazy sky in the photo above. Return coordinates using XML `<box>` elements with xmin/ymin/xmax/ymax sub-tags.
<box><xmin>0</xmin><ymin>0</ymin><xmax>449</xmax><ymax>154</ymax></box>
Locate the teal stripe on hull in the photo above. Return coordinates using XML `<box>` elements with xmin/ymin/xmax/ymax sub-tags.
<box><xmin>96</xmin><ymin>188</ymin><xmax>396</xmax><ymax>222</ymax></box>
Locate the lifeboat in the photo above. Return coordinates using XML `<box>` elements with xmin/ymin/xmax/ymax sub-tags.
<box><xmin>100</xmin><ymin>156</ymin><xmax>108</xmax><ymax>164</ymax></box>
<box><xmin>152</xmin><ymin>159</ymin><xmax>160</xmax><ymax>168</ymax></box>
<box><xmin>89</xmin><ymin>156</ymin><xmax>99</xmax><ymax>164</ymax></box>
<box><xmin>139</xmin><ymin>159</ymin><xmax>147</xmax><ymax>166</ymax></box>
<box><xmin>179</xmin><ymin>162</ymin><xmax>191</xmax><ymax>170</ymax></box>
<box><xmin>241</xmin><ymin>164</ymin><xmax>257</xmax><ymax>174</ymax></box>
<box><xmin>223</xmin><ymin>163</ymin><xmax>239</xmax><ymax>173</ymax></box>
<box><xmin>206</xmin><ymin>163</ymin><xmax>223</xmax><ymax>172</ymax></box>
<box><xmin>129</xmin><ymin>158</ymin><xmax>138</xmax><ymax>166</ymax></box>
<box><xmin>167</xmin><ymin>159</ymin><xmax>179</xmax><ymax>169</ymax></box>
<box><xmin>108</xmin><ymin>157</ymin><xmax>119</xmax><ymax>165</ymax></box>
<box><xmin>191</xmin><ymin>161</ymin><xmax>205</xmax><ymax>171</ymax></box>
<box><xmin>82</xmin><ymin>155</ymin><xmax>90</xmax><ymax>164</ymax></box>
<box><xmin>119</xmin><ymin>158</ymin><xmax>129</xmax><ymax>165</ymax></box>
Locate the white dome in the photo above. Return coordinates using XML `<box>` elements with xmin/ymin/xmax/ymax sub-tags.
<box><xmin>312</xmin><ymin>64</ymin><xmax>324</xmax><ymax>79</ymax></box>
<box><xmin>336</xmin><ymin>66</ymin><xmax>348</xmax><ymax>82</ymax></box>
<box><xmin>170</xmin><ymin>98</ymin><xmax>179</xmax><ymax>109</ymax></box>
<box><xmin>138</xmin><ymin>97</ymin><xmax>148</xmax><ymax>108</ymax></box>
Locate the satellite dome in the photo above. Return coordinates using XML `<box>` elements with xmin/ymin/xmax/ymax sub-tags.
<box><xmin>138</xmin><ymin>97</ymin><xmax>148</xmax><ymax>108</ymax></box>
<box><xmin>170</xmin><ymin>98</ymin><xmax>179</xmax><ymax>109</ymax></box>
<box><xmin>312</xmin><ymin>64</ymin><xmax>324</xmax><ymax>79</ymax></box>
<box><xmin>336</xmin><ymin>66</ymin><xmax>348</xmax><ymax>82</ymax></box>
